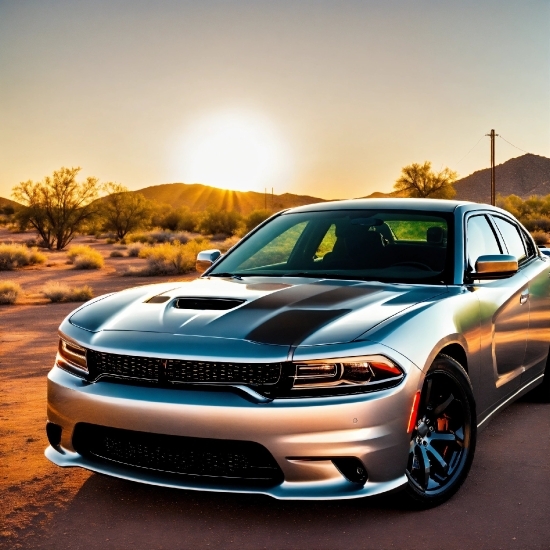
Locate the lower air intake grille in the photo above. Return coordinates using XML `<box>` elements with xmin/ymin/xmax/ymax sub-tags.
<box><xmin>87</xmin><ymin>350</ymin><xmax>281</xmax><ymax>386</ymax></box>
<box><xmin>73</xmin><ymin>423</ymin><xmax>283</xmax><ymax>485</ymax></box>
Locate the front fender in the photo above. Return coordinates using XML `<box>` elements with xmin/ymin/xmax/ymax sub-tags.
<box><xmin>359</xmin><ymin>286</ymin><xmax>481</xmax><ymax>391</ymax></box>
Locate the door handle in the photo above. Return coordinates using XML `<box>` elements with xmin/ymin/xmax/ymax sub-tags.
<box><xmin>520</xmin><ymin>291</ymin><xmax>529</xmax><ymax>305</ymax></box>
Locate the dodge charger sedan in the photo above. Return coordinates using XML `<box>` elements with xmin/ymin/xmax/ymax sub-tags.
<box><xmin>46</xmin><ymin>199</ymin><xmax>550</xmax><ymax>507</ymax></box>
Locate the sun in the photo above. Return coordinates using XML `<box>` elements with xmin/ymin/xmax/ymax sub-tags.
<box><xmin>177</xmin><ymin>111</ymin><xmax>291</xmax><ymax>192</ymax></box>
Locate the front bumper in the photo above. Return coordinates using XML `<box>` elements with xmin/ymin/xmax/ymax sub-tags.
<box><xmin>46</xmin><ymin>358</ymin><xmax>421</xmax><ymax>500</ymax></box>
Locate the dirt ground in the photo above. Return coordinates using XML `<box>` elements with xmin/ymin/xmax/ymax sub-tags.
<box><xmin>1</xmin><ymin>229</ymin><xmax>549</xmax><ymax>549</ymax></box>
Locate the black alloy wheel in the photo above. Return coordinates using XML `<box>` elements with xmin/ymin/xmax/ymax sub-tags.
<box><xmin>405</xmin><ymin>354</ymin><xmax>476</xmax><ymax>507</ymax></box>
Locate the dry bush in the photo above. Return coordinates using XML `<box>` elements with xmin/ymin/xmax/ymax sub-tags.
<box><xmin>0</xmin><ymin>243</ymin><xmax>46</xmax><ymax>270</ymax></box>
<box><xmin>109</xmin><ymin>249</ymin><xmax>125</xmax><ymax>258</ymax></box>
<box><xmin>531</xmin><ymin>230</ymin><xmax>549</xmax><ymax>246</ymax></box>
<box><xmin>0</xmin><ymin>281</ymin><xmax>22</xmax><ymax>304</ymax></box>
<box><xmin>42</xmin><ymin>281</ymin><xmax>93</xmax><ymax>302</ymax></box>
<box><xmin>136</xmin><ymin>239</ymin><xmax>212</xmax><ymax>275</ymax></box>
<box><xmin>126</xmin><ymin>230</ymin><xmax>191</xmax><ymax>245</ymax></box>
<box><xmin>218</xmin><ymin>235</ymin><xmax>240</xmax><ymax>252</ymax></box>
<box><xmin>127</xmin><ymin>242</ymin><xmax>145</xmax><ymax>257</ymax></box>
<box><xmin>67</xmin><ymin>245</ymin><xmax>104</xmax><ymax>269</ymax></box>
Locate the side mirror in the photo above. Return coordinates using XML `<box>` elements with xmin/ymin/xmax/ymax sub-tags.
<box><xmin>472</xmin><ymin>254</ymin><xmax>518</xmax><ymax>279</ymax></box>
<box><xmin>196</xmin><ymin>249</ymin><xmax>222</xmax><ymax>274</ymax></box>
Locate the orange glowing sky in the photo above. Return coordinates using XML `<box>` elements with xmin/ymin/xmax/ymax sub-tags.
<box><xmin>0</xmin><ymin>1</ymin><xmax>548</xmax><ymax>199</ymax></box>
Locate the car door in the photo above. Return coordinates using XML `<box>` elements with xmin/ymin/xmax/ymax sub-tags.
<box><xmin>492</xmin><ymin>216</ymin><xmax>550</xmax><ymax>387</ymax></box>
<box><xmin>465</xmin><ymin>213</ymin><xmax>529</xmax><ymax>416</ymax></box>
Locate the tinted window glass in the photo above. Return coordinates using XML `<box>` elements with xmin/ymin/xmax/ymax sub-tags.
<box><xmin>492</xmin><ymin>216</ymin><xmax>526</xmax><ymax>263</ymax></box>
<box><xmin>210</xmin><ymin>210</ymin><xmax>453</xmax><ymax>284</ymax></box>
<box><xmin>520</xmin><ymin>229</ymin><xmax>536</xmax><ymax>260</ymax></box>
<box><xmin>466</xmin><ymin>215</ymin><xmax>502</xmax><ymax>270</ymax></box>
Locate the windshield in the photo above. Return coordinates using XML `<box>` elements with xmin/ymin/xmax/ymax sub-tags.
<box><xmin>209</xmin><ymin>209</ymin><xmax>454</xmax><ymax>284</ymax></box>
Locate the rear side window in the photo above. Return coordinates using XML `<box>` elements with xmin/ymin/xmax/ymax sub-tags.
<box><xmin>466</xmin><ymin>215</ymin><xmax>502</xmax><ymax>270</ymax></box>
<box><xmin>491</xmin><ymin>216</ymin><xmax>526</xmax><ymax>264</ymax></box>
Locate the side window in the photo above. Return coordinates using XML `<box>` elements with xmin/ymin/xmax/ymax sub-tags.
<box><xmin>314</xmin><ymin>224</ymin><xmax>337</xmax><ymax>259</ymax></box>
<box><xmin>491</xmin><ymin>216</ymin><xmax>526</xmax><ymax>264</ymax></box>
<box><xmin>520</xmin><ymin>228</ymin><xmax>536</xmax><ymax>260</ymax></box>
<box><xmin>466</xmin><ymin>215</ymin><xmax>502</xmax><ymax>270</ymax></box>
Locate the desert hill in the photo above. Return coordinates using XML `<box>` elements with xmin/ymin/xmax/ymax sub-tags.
<box><xmin>0</xmin><ymin>196</ymin><xmax>19</xmax><ymax>209</ymax></box>
<box><xmin>453</xmin><ymin>154</ymin><xmax>550</xmax><ymax>203</ymax></box>
<box><xmin>135</xmin><ymin>183</ymin><xmax>328</xmax><ymax>215</ymax></box>
<box><xmin>362</xmin><ymin>154</ymin><xmax>550</xmax><ymax>203</ymax></box>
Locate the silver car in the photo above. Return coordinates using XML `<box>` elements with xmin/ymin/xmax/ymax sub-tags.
<box><xmin>46</xmin><ymin>199</ymin><xmax>550</xmax><ymax>507</ymax></box>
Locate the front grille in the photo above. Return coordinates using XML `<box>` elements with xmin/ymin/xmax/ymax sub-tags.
<box><xmin>87</xmin><ymin>350</ymin><xmax>282</xmax><ymax>386</ymax></box>
<box><xmin>73</xmin><ymin>423</ymin><xmax>284</xmax><ymax>485</ymax></box>
<box><xmin>165</xmin><ymin>359</ymin><xmax>281</xmax><ymax>385</ymax></box>
<box><xmin>88</xmin><ymin>351</ymin><xmax>160</xmax><ymax>381</ymax></box>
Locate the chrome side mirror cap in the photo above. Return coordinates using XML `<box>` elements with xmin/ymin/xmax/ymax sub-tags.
<box><xmin>196</xmin><ymin>249</ymin><xmax>222</xmax><ymax>274</ymax></box>
<box><xmin>473</xmin><ymin>254</ymin><xmax>518</xmax><ymax>279</ymax></box>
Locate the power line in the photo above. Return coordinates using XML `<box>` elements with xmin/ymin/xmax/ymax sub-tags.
<box><xmin>498</xmin><ymin>135</ymin><xmax>531</xmax><ymax>155</ymax></box>
<box><xmin>455</xmin><ymin>135</ymin><xmax>486</xmax><ymax>166</ymax></box>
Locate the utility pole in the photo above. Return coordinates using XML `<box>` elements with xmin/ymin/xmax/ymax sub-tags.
<box><xmin>264</xmin><ymin>188</ymin><xmax>267</xmax><ymax>210</ymax></box>
<box><xmin>486</xmin><ymin>129</ymin><xmax>498</xmax><ymax>205</ymax></box>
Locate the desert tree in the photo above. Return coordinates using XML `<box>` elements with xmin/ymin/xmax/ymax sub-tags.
<box><xmin>101</xmin><ymin>183</ymin><xmax>152</xmax><ymax>239</ymax></box>
<box><xmin>394</xmin><ymin>161</ymin><xmax>457</xmax><ymax>199</ymax></box>
<box><xmin>12</xmin><ymin>167</ymin><xmax>101</xmax><ymax>249</ymax></box>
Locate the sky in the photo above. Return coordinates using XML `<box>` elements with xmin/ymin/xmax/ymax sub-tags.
<box><xmin>0</xmin><ymin>0</ymin><xmax>549</xmax><ymax>200</ymax></box>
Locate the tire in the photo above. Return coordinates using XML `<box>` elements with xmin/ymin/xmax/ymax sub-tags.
<box><xmin>404</xmin><ymin>354</ymin><xmax>477</xmax><ymax>508</ymax></box>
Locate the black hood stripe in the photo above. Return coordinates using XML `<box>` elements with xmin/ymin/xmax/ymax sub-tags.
<box><xmin>246</xmin><ymin>309</ymin><xmax>351</xmax><ymax>346</ymax></box>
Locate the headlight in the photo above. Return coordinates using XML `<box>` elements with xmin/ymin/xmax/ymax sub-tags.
<box><xmin>56</xmin><ymin>338</ymin><xmax>88</xmax><ymax>377</ymax></box>
<box><xmin>290</xmin><ymin>355</ymin><xmax>404</xmax><ymax>395</ymax></box>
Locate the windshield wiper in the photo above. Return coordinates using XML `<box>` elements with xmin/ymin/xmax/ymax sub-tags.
<box><xmin>281</xmin><ymin>272</ymin><xmax>368</xmax><ymax>280</ymax></box>
<box><xmin>207</xmin><ymin>272</ymin><xmax>244</xmax><ymax>280</ymax></box>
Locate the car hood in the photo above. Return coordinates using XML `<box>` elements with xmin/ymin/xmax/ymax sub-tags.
<box><xmin>68</xmin><ymin>277</ymin><xmax>448</xmax><ymax>347</ymax></box>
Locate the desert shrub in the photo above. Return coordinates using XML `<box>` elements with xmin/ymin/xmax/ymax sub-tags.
<box><xmin>531</xmin><ymin>230</ymin><xmax>549</xmax><ymax>246</ymax></box>
<box><xmin>105</xmin><ymin>238</ymin><xmax>118</xmax><ymax>244</ymax></box>
<box><xmin>156</xmin><ymin>208</ymin><xmax>199</xmax><ymax>232</ymax></box>
<box><xmin>198</xmin><ymin>210</ymin><xmax>243</xmax><ymax>237</ymax></box>
<box><xmin>125</xmin><ymin>230</ymin><xmax>191</xmax><ymax>245</ymax></box>
<box><xmin>0</xmin><ymin>281</ymin><xmax>22</xmax><ymax>304</ymax></box>
<box><xmin>137</xmin><ymin>239</ymin><xmax>212</xmax><ymax>275</ymax></box>
<box><xmin>109</xmin><ymin>250</ymin><xmax>125</xmax><ymax>258</ymax></box>
<box><xmin>127</xmin><ymin>242</ymin><xmax>145</xmax><ymax>257</ymax></box>
<box><xmin>244</xmin><ymin>209</ymin><xmax>272</xmax><ymax>234</ymax></box>
<box><xmin>0</xmin><ymin>243</ymin><xmax>46</xmax><ymax>270</ymax></box>
<box><xmin>218</xmin><ymin>235</ymin><xmax>240</xmax><ymax>252</ymax></box>
<box><xmin>67</xmin><ymin>245</ymin><xmax>104</xmax><ymax>269</ymax></box>
<box><xmin>42</xmin><ymin>281</ymin><xmax>93</xmax><ymax>302</ymax></box>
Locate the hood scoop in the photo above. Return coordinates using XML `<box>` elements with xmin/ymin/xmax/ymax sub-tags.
<box><xmin>173</xmin><ymin>297</ymin><xmax>245</xmax><ymax>310</ymax></box>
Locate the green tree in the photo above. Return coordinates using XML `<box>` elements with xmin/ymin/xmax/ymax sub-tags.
<box><xmin>101</xmin><ymin>183</ymin><xmax>152</xmax><ymax>239</ymax></box>
<box><xmin>198</xmin><ymin>209</ymin><xmax>243</xmax><ymax>236</ymax></box>
<box><xmin>244</xmin><ymin>209</ymin><xmax>272</xmax><ymax>233</ymax></box>
<box><xmin>394</xmin><ymin>161</ymin><xmax>457</xmax><ymax>199</ymax></box>
<box><xmin>157</xmin><ymin>207</ymin><xmax>198</xmax><ymax>232</ymax></box>
<box><xmin>12</xmin><ymin>167</ymin><xmax>101</xmax><ymax>249</ymax></box>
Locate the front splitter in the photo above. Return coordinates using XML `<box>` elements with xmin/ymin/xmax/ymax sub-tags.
<box><xmin>45</xmin><ymin>446</ymin><xmax>407</xmax><ymax>501</ymax></box>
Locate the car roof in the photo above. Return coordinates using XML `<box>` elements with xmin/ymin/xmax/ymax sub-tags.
<box><xmin>286</xmin><ymin>198</ymin><xmax>474</xmax><ymax>214</ymax></box>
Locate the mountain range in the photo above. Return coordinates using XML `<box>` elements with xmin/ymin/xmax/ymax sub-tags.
<box><xmin>2</xmin><ymin>154</ymin><xmax>549</xmax><ymax>212</ymax></box>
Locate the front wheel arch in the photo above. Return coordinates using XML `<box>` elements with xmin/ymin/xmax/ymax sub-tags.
<box><xmin>404</xmin><ymin>353</ymin><xmax>477</xmax><ymax>508</ymax></box>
